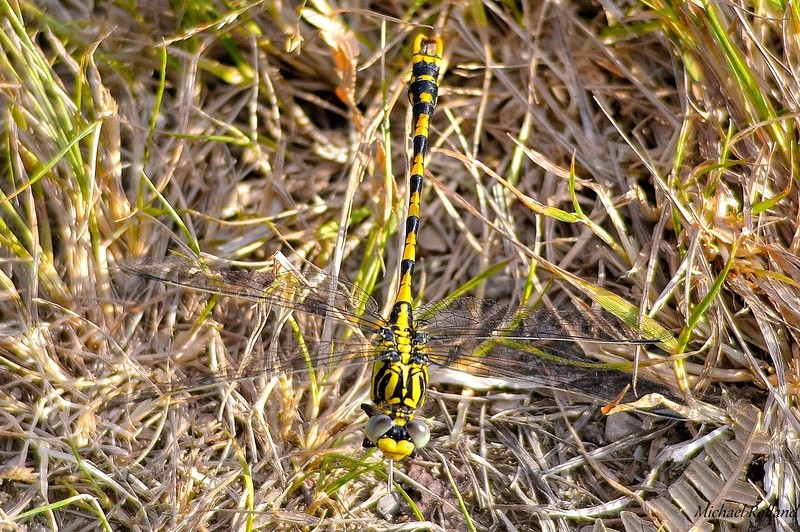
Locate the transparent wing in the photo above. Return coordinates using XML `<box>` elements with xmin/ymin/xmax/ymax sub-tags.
<box><xmin>117</xmin><ymin>256</ymin><xmax>390</xmax><ymax>403</ymax></box>
<box><xmin>418</xmin><ymin>296</ymin><xmax>673</xmax><ymax>401</ymax></box>
<box><xmin>417</xmin><ymin>296</ymin><xmax>668</xmax><ymax>344</ymax></box>
<box><xmin>120</xmin><ymin>257</ymin><xmax>673</xmax><ymax>404</ymax></box>
<box><xmin>115</xmin><ymin>332</ymin><xmax>380</xmax><ymax>404</ymax></box>
<box><xmin>121</xmin><ymin>256</ymin><xmax>388</xmax><ymax>334</ymax></box>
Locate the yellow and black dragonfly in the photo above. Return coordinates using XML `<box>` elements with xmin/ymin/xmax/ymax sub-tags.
<box><xmin>121</xmin><ymin>36</ymin><xmax>671</xmax><ymax>462</ymax></box>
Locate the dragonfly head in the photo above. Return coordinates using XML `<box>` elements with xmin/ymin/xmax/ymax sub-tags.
<box><xmin>363</xmin><ymin>410</ymin><xmax>430</xmax><ymax>460</ymax></box>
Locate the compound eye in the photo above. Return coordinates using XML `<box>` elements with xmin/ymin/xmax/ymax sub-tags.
<box><xmin>364</xmin><ymin>415</ymin><xmax>394</xmax><ymax>443</ymax></box>
<box><xmin>406</xmin><ymin>419</ymin><xmax>431</xmax><ymax>449</ymax></box>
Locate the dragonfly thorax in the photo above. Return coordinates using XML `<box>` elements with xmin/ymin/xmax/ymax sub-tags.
<box><xmin>362</xmin><ymin>301</ymin><xmax>431</xmax><ymax>460</ymax></box>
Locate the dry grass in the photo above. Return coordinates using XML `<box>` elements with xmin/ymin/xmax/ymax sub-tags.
<box><xmin>1</xmin><ymin>1</ymin><xmax>798</xmax><ymax>530</ymax></box>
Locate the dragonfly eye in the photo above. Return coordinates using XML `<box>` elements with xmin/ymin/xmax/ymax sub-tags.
<box><xmin>364</xmin><ymin>414</ymin><xmax>394</xmax><ymax>443</ymax></box>
<box><xmin>406</xmin><ymin>419</ymin><xmax>430</xmax><ymax>449</ymax></box>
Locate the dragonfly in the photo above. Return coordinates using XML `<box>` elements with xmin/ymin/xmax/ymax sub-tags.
<box><xmin>121</xmin><ymin>36</ymin><xmax>671</xmax><ymax>462</ymax></box>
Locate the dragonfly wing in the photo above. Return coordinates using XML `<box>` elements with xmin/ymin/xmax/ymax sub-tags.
<box><xmin>416</xmin><ymin>296</ymin><xmax>509</xmax><ymax>331</ymax></box>
<box><xmin>117</xmin><ymin>256</ymin><xmax>389</xmax><ymax>405</ymax></box>
<box><xmin>419</xmin><ymin>298</ymin><xmax>673</xmax><ymax>402</ymax></box>
<box><xmin>427</xmin><ymin>340</ymin><xmax>671</xmax><ymax>403</ymax></box>
<box><xmin>113</xmin><ymin>331</ymin><xmax>377</xmax><ymax>405</ymax></box>
<box><xmin>120</xmin><ymin>256</ymin><xmax>387</xmax><ymax>334</ymax></box>
<box><xmin>418</xmin><ymin>296</ymin><xmax>671</xmax><ymax>343</ymax></box>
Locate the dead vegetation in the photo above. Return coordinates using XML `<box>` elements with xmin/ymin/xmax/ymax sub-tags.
<box><xmin>0</xmin><ymin>1</ymin><xmax>798</xmax><ymax>530</ymax></box>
